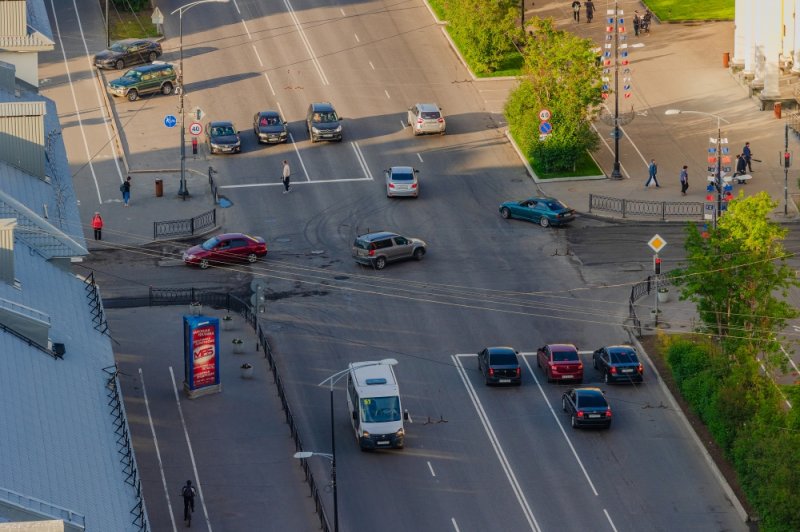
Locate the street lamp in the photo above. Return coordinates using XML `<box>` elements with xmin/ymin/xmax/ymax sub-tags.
<box><xmin>665</xmin><ymin>109</ymin><xmax>731</xmax><ymax>228</ymax></box>
<box><xmin>170</xmin><ymin>0</ymin><xmax>230</xmax><ymax>199</ymax></box>
<box><xmin>316</xmin><ymin>358</ymin><xmax>398</xmax><ymax>532</ymax></box>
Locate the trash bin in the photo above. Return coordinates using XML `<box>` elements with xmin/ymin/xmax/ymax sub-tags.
<box><xmin>155</xmin><ymin>178</ymin><xmax>163</xmax><ymax>197</ymax></box>
<box><xmin>722</xmin><ymin>52</ymin><xmax>730</xmax><ymax>68</ymax></box>
<box><xmin>774</xmin><ymin>102</ymin><xmax>782</xmax><ymax>119</ymax></box>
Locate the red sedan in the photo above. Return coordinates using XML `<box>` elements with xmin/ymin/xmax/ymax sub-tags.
<box><xmin>536</xmin><ymin>344</ymin><xmax>584</xmax><ymax>383</ymax></box>
<box><xmin>183</xmin><ymin>233</ymin><xmax>267</xmax><ymax>269</ymax></box>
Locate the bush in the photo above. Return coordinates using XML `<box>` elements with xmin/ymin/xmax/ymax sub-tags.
<box><xmin>113</xmin><ymin>0</ymin><xmax>149</xmax><ymax>10</ymax></box>
<box><xmin>447</xmin><ymin>0</ymin><xmax>520</xmax><ymax>73</ymax></box>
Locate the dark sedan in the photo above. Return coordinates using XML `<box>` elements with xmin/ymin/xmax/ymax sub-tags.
<box><xmin>593</xmin><ymin>345</ymin><xmax>644</xmax><ymax>384</ymax></box>
<box><xmin>206</xmin><ymin>121</ymin><xmax>241</xmax><ymax>154</ymax></box>
<box><xmin>499</xmin><ymin>197</ymin><xmax>575</xmax><ymax>228</ymax></box>
<box><xmin>253</xmin><ymin>110</ymin><xmax>288</xmax><ymax>144</ymax></box>
<box><xmin>94</xmin><ymin>39</ymin><xmax>162</xmax><ymax>70</ymax></box>
<box><xmin>562</xmin><ymin>387</ymin><xmax>612</xmax><ymax>429</ymax></box>
<box><xmin>478</xmin><ymin>347</ymin><xmax>521</xmax><ymax>386</ymax></box>
<box><xmin>183</xmin><ymin>233</ymin><xmax>267</xmax><ymax>269</ymax></box>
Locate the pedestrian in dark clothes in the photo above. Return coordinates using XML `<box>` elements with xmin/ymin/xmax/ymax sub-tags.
<box><xmin>742</xmin><ymin>142</ymin><xmax>753</xmax><ymax>172</ymax></box>
<box><xmin>281</xmin><ymin>160</ymin><xmax>291</xmax><ymax>193</ymax></box>
<box><xmin>91</xmin><ymin>212</ymin><xmax>103</xmax><ymax>240</ymax></box>
<box><xmin>181</xmin><ymin>480</ymin><xmax>196</xmax><ymax>525</ymax></box>
<box><xmin>633</xmin><ymin>11</ymin><xmax>641</xmax><ymax>36</ymax></box>
<box><xmin>121</xmin><ymin>176</ymin><xmax>131</xmax><ymax>206</ymax></box>
<box><xmin>571</xmin><ymin>1</ymin><xmax>581</xmax><ymax>22</ymax></box>
<box><xmin>680</xmin><ymin>165</ymin><xmax>689</xmax><ymax>195</ymax></box>
<box><xmin>584</xmin><ymin>0</ymin><xmax>595</xmax><ymax>22</ymax></box>
<box><xmin>734</xmin><ymin>154</ymin><xmax>748</xmax><ymax>183</ymax></box>
<box><xmin>645</xmin><ymin>159</ymin><xmax>660</xmax><ymax>187</ymax></box>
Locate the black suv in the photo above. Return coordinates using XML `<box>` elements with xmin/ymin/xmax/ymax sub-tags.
<box><xmin>478</xmin><ymin>347</ymin><xmax>522</xmax><ymax>386</ymax></box>
<box><xmin>306</xmin><ymin>102</ymin><xmax>343</xmax><ymax>142</ymax></box>
<box><xmin>107</xmin><ymin>62</ymin><xmax>176</xmax><ymax>102</ymax></box>
<box><xmin>351</xmin><ymin>232</ymin><xmax>426</xmax><ymax>270</ymax></box>
<box><xmin>94</xmin><ymin>39</ymin><xmax>162</xmax><ymax>70</ymax></box>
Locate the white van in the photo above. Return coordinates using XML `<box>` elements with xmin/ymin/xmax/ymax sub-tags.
<box><xmin>346</xmin><ymin>361</ymin><xmax>408</xmax><ymax>450</ymax></box>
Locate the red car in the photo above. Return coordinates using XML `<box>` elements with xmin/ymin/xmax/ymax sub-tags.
<box><xmin>536</xmin><ymin>344</ymin><xmax>583</xmax><ymax>383</ymax></box>
<box><xmin>183</xmin><ymin>233</ymin><xmax>267</xmax><ymax>269</ymax></box>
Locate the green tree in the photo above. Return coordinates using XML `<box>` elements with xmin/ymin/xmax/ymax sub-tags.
<box><xmin>504</xmin><ymin>18</ymin><xmax>602</xmax><ymax>172</ymax></box>
<box><xmin>674</xmin><ymin>192</ymin><xmax>798</xmax><ymax>367</ymax></box>
<box><xmin>447</xmin><ymin>0</ymin><xmax>520</xmax><ymax>73</ymax></box>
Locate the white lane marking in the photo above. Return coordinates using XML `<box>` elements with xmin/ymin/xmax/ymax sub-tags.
<box><xmin>400</xmin><ymin>120</ymin><xmax>407</xmax><ymax>130</ymax></box>
<box><xmin>233</xmin><ymin>0</ymin><xmax>241</xmax><ymax>14</ymax></box>
<box><xmin>219</xmin><ymin>177</ymin><xmax>372</xmax><ymax>189</ymax></box>
<box><xmin>384</xmin><ymin>89</ymin><xmax>391</xmax><ymax>99</ymax></box>
<box><xmin>452</xmin><ymin>354</ymin><xmax>541</xmax><ymax>532</ymax></box>
<box><xmin>590</xmin><ymin>122</ymin><xmax>630</xmax><ymax>179</ymax></box>
<box><xmin>780</xmin><ymin>343</ymin><xmax>800</xmax><ymax>374</ymax></box>
<box><xmin>284</xmin><ymin>0</ymin><xmax>329</xmax><ymax>85</ymax></box>
<box><xmin>604</xmin><ymin>509</ymin><xmax>618</xmax><ymax>532</ymax></box>
<box><xmin>354</xmin><ymin>33</ymin><xmax>360</xmax><ymax>43</ymax></box>
<box><xmin>169</xmin><ymin>366</ymin><xmax>213</xmax><ymax>531</ymax></box>
<box><xmin>288</xmin><ymin>132</ymin><xmax>311</xmax><ymax>181</ymax></box>
<box><xmin>427</xmin><ymin>461</ymin><xmax>436</xmax><ymax>477</ymax></box>
<box><xmin>451</xmin><ymin>518</ymin><xmax>461</xmax><ymax>532</ymax></box>
<box><xmin>519</xmin><ymin>353</ymin><xmax>599</xmax><ymax>496</ymax></box>
<box><xmin>417</xmin><ymin>153</ymin><xmax>424</xmax><ymax>162</ymax></box>
<box><xmin>262</xmin><ymin>72</ymin><xmax>276</xmax><ymax>96</ymax></box>
<box><xmin>252</xmin><ymin>45</ymin><xmax>264</xmax><ymax>67</ymax></box>
<box><xmin>369</xmin><ymin>61</ymin><xmax>375</xmax><ymax>70</ymax></box>
<box><xmin>140</xmin><ymin>368</ymin><xmax>178</xmax><ymax>532</ymax></box>
<box><xmin>340</xmin><ymin>7</ymin><xmax>346</xmax><ymax>16</ymax></box>
<box><xmin>276</xmin><ymin>101</ymin><xmax>286</xmax><ymax>120</ymax></box>
<box><xmin>241</xmin><ymin>19</ymin><xmax>251</xmax><ymax>39</ymax></box>
<box><xmin>601</xmin><ymin>103</ymin><xmax>649</xmax><ymax>168</ymax></box>
<box><xmin>352</xmin><ymin>141</ymin><xmax>374</xmax><ymax>180</ymax></box>
<box><xmin>578</xmin><ymin>350</ymin><xmax>593</xmax><ymax>355</ymax></box>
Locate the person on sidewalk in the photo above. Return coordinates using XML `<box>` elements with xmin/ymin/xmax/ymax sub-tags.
<box><xmin>571</xmin><ymin>1</ymin><xmax>581</xmax><ymax>22</ymax></box>
<box><xmin>742</xmin><ymin>142</ymin><xmax>753</xmax><ymax>172</ymax></box>
<box><xmin>642</xmin><ymin>9</ymin><xmax>653</xmax><ymax>33</ymax></box>
<box><xmin>679</xmin><ymin>165</ymin><xmax>689</xmax><ymax>195</ymax></box>
<box><xmin>281</xmin><ymin>160</ymin><xmax>291</xmax><ymax>193</ymax></box>
<box><xmin>584</xmin><ymin>0</ymin><xmax>595</xmax><ymax>22</ymax></box>
<box><xmin>733</xmin><ymin>154</ymin><xmax>748</xmax><ymax>183</ymax></box>
<box><xmin>633</xmin><ymin>11</ymin><xmax>641</xmax><ymax>36</ymax></box>
<box><xmin>91</xmin><ymin>212</ymin><xmax>103</xmax><ymax>240</ymax></box>
<box><xmin>645</xmin><ymin>159</ymin><xmax>660</xmax><ymax>187</ymax></box>
<box><xmin>120</xmin><ymin>176</ymin><xmax>131</xmax><ymax>206</ymax></box>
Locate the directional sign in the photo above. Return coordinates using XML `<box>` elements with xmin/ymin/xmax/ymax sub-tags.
<box><xmin>189</xmin><ymin>122</ymin><xmax>203</xmax><ymax>136</ymax></box>
<box><xmin>647</xmin><ymin>234</ymin><xmax>667</xmax><ymax>253</ymax></box>
<box><xmin>539</xmin><ymin>122</ymin><xmax>552</xmax><ymax>135</ymax></box>
<box><xmin>164</xmin><ymin>115</ymin><xmax>177</xmax><ymax>128</ymax></box>
<box><xmin>151</xmin><ymin>7</ymin><xmax>164</xmax><ymax>25</ymax></box>
<box><xmin>538</xmin><ymin>109</ymin><xmax>551</xmax><ymax>122</ymax></box>
<box><xmin>191</xmin><ymin>106</ymin><xmax>206</xmax><ymax>121</ymax></box>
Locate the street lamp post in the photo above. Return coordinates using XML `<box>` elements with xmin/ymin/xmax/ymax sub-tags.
<box><xmin>665</xmin><ymin>109</ymin><xmax>731</xmax><ymax>228</ymax></box>
<box><xmin>315</xmin><ymin>358</ymin><xmax>398</xmax><ymax>532</ymax></box>
<box><xmin>170</xmin><ymin>0</ymin><xmax>229</xmax><ymax>199</ymax></box>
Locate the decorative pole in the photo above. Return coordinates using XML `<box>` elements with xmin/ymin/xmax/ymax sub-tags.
<box><xmin>601</xmin><ymin>1</ymin><xmax>632</xmax><ymax>179</ymax></box>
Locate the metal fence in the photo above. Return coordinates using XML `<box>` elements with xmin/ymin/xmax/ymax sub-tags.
<box><xmin>589</xmin><ymin>194</ymin><xmax>704</xmax><ymax>220</ymax></box>
<box><xmin>627</xmin><ymin>274</ymin><xmax>672</xmax><ymax>338</ymax></box>
<box><xmin>153</xmin><ymin>208</ymin><xmax>216</xmax><ymax>239</ymax></box>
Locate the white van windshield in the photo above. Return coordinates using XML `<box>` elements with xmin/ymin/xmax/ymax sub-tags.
<box><xmin>360</xmin><ymin>396</ymin><xmax>400</xmax><ymax>423</ymax></box>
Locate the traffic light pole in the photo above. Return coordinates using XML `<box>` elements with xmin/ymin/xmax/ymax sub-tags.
<box><xmin>653</xmin><ymin>254</ymin><xmax>659</xmax><ymax>326</ymax></box>
<box><xmin>785</xmin><ymin>124</ymin><xmax>789</xmax><ymax>216</ymax></box>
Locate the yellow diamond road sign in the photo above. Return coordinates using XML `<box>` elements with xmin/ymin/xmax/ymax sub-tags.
<box><xmin>648</xmin><ymin>234</ymin><xmax>667</xmax><ymax>253</ymax></box>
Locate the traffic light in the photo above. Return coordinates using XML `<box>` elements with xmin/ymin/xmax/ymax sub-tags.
<box><xmin>784</xmin><ymin>152</ymin><xmax>792</xmax><ymax>168</ymax></box>
<box><xmin>654</xmin><ymin>256</ymin><xmax>662</xmax><ymax>274</ymax></box>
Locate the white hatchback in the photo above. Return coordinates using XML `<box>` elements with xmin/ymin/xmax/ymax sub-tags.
<box><xmin>385</xmin><ymin>166</ymin><xmax>419</xmax><ymax>198</ymax></box>
<box><xmin>407</xmin><ymin>103</ymin><xmax>446</xmax><ymax>135</ymax></box>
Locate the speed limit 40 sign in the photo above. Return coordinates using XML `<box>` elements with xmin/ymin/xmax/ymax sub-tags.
<box><xmin>538</xmin><ymin>109</ymin><xmax>551</xmax><ymax>122</ymax></box>
<box><xmin>189</xmin><ymin>122</ymin><xmax>203</xmax><ymax>136</ymax></box>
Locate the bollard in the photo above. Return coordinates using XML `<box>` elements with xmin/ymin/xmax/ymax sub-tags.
<box><xmin>192</xmin><ymin>137</ymin><xmax>198</xmax><ymax>155</ymax></box>
<box><xmin>155</xmin><ymin>178</ymin><xmax>163</xmax><ymax>197</ymax></box>
<box><xmin>774</xmin><ymin>102</ymin><xmax>782</xmax><ymax>119</ymax></box>
<box><xmin>722</xmin><ymin>52</ymin><xmax>730</xmax><ymax>68</ymax></box>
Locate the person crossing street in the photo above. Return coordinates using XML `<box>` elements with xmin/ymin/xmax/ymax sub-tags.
<box><xmin>181</xmin><ymin>480</ymin><xmax>196</xmax><ymax>527</ymax></box>
<box><xmin>281</xmin><ymin>160</ymin><xmax>292</xmax><ymax>193</ymax></box>
<box><xmin>645</xmin><ymin>159</ymin><xmax>660</xmax><ymax>188</ymax></box>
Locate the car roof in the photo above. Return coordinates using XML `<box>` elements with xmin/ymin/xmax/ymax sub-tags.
<box><xmin>358</xmin><ymin>232</ymin><xmax>398</xmax><ymax>241</ymax></box>
<box><xmin>130</xmin><ymin>62</ymin><xmax>172</xmax><ymax>73</ymax></box>
<box><xmin>310</xmin><ymin>102</ymin><xmax>335</xmax><ymax>112</ymax></box>
<box><xmin>486</xmin><ymin>346</ymin><xmax>516</xmax><ymax>355</ymax></box>
<box><xmin>575</xmin><ymin>387</ymin><xmax>605</xmax><ymax>396</ymax></box>
<box><xmin>114</xmin><ymin>38</ymin><xmax>139</xmax><ymax>45</ymax></box>
<box><xmin>257</xmin><ymin>110</ymin><xmax>280</xmax><ymax>117</ymax></box>
<box><xmin>389</xmin><ymin>166</ymin><xmax>414</xmax><ymax>173</ymax></box>
<box><xmin>211</xmin><ymin>233</ymin><xmax>250</xmax><ymax>240</ymax></box>
<box><xmin>209</xmin><ymin>121</ymin><xmax>234</xmax><ymax>127</ymax></box>
<box><xmin>605</xmin><ymin>345</ymin><xmax>635</xmax><ymax>353</ymax></box>
<box><xmin>548</xmin><ymin>343</ymin><xmax>578</xmax><ymax>351</ymax></box>
<box><xmin>528</xmin><ymin>197</ymin><xmax>561</xmax><ymax>203</ymax></box>
<box><xmin>416</xmin><ymin>103</ymin><xmax>441</xmax><ymax>112</ymax></box>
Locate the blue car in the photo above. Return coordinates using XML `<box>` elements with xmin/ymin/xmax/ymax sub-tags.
<box><xmin>499</xmin><ymin>197</ymin><xmax>575</xmax><ymax>227</ymax></box>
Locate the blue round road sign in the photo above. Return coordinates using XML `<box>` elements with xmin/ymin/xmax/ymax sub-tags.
<box><xmin>539</xmin><ymin>122</ymin><xmax>552</xmax><ymax>135</ymax></box>
<box><xmin>164</xmin><ymin>115</ymin><xmax>177</xmax><ymax>128</ymax></box>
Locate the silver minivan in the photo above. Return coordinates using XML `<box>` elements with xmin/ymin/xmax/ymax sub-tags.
<box><xmin>407</xmin><ymin>103</ymin><xmax>446</xmax><ymax>135</ymax></box>
<box><xmin>351</xmin><ymin>231</ymin><xmax>426</xmax><ymax>270</ymax></box>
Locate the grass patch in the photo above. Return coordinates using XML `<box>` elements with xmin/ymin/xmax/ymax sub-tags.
<box><xmin>508</xmin><ymin>129</ymin><xmax>603</xmax><ymax>178</ymax></box>
<box><xmin>110</xmin><ymin>9</ymin><xmax>160</xmax><ymax>40</ymax></box>
<box><xmin>427</xmin><ymin>0</ymin><xmax>447</xmax><ymax>21</ymax></box>
<box><xmin>644</xmin><ymin>0</ymin><xmax>734</xmax><ymax>21</ymax></box>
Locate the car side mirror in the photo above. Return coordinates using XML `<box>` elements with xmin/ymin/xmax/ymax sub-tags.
<box><xmin>352</xmin><ymin>411</ymin><xmax>358</xmax><ymax>420</ymax></box>
<box><xmin>403</xmin><ymin>410</ymin><xmax>410</xmax><ymax>421</ymax></box>
<box><xmin>414</xmin><ymin>169</ymin><xmax>419</xmax><ymax>173</ymax></box>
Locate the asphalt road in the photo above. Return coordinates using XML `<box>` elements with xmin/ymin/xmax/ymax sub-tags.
<box><xmin>46</xmin><ymin>0</ymin><xmax>752</xmax><ymax>530</ymax></box>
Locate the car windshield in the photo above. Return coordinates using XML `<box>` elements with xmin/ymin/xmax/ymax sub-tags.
<box><xmin>578</xmin><ymin>393</ymin><xmax>607</xmax><ymax>408</ymax></box>
<box><xmin>201</xmin><ymin>237</ymin><xmax>220</xmax><ymax>251</ymax></box>
<box><xmin>121</xmin><ymin>70</ymin><xmax>141</xmax><ymax>80</ymax></box>
<box><xmin>109</xmin><ymin>43</ymin><xmax>127</xmax><ymax>53</ymax></box>
<box><xmin>360</xmin><ymin>396</ymin><xmax>401</xmax><ymax>423</ymax></box>
<box><xmin>260</xmin><ymin>116</ymin><xmax>280</xmax><ymax>126</ymax></box>
<box><xmin>391</xmin><ymin>171</ymin><xmax>414</xmax><ymax>181</ymax></box>
<box><xmin>212</xmin><ymin>126</ymin><xmax>236</xmax><ymax>136</ymax></box>
<box><xmin>421</xmin><ymin>111</ymin><xmax>441</xmax><ymax>119</ymax></box>
<box><xmin>313</xmin><ymin>112</ymin><xmax>338</xmax><ymax>123</ymax></box>
<box><xmin>553</xmin><ymin>349</ymin><xmax>578</xmax><ymax>362</ymax></box>
<box><xmin>545</xmin><ymin>201</ymin><xmax>567</xmax><ymax>211</ymax></box>
<box><xmin>610</xmin><ymin>351</ymin><xmax>638</xmax><ymax>364</ymax></box>
<box><xmin>490</xmin><ymin>353</ymin><xmax>518</xmax><ymax>365</ymax></box>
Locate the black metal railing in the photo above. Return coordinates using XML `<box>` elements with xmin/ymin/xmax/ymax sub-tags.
<box><xmin>627</xmin><ymin>274</ymin><xmax>672</xmax><ymax>338</ymax></box>
<box><xmin>82</xmin><ymin>271</ymin><xmax>110</xmax><ymax>335</ymax></box>
<box><xmin>589</xmin><ymin>194</ymin><xmax>704</xmax><ymax>220</ymax></box>
<box><xmin>153</xmin><ymin>208</ymin><xmax>216</xmax><ymax>239</ymax></box>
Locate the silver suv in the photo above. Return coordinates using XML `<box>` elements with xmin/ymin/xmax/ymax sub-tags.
<box><xmin>407</xmin><ymin>103</ymin><xmax>445</xmax><ymax>136</ymax></box>
<box><xmin>352</xmin><ymin>232</ymin><xmax>427</xmax><ymax>270</ymax></box>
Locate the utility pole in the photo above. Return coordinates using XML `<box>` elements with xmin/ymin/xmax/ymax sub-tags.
<box><xmin>785</xmin><ymin>123</ymin><xmax>790</xmax><ymax>216</ymax></box>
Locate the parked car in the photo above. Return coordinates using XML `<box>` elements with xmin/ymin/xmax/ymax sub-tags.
<box><xmin>94</xmin><ymin>38</ymin><xmax>162</xmax><ymax>70</ymax></box>
<box><xmin>306</xmin><ymin>102</ymin><xmax>343</xmax><ymax>142</ymax></box>
<box><xmin>407</xmin><ymin>103</ymin><xmax>445</xmax><ymax>135</ymax></box>
<box><xmin>561</xmin><ymin>387</ymin><xmax>612</xmax><ymax>429</ymax></box>
<box><xmin>478</xmin><ymin>347</ymin><xmax>521</xmax><ymax>386</ymax></box>
<box><xmin>592</xmin><ymin>345</ymin><xmax>644</xmax><ymax>384</ymax></box>
<box><xmin>253</xmin><ymin>110</ymin><xmax>288</xmax><ymax>144</ymax></box>
<box><xmin>385</xmin><ymin>166</ymin><xmax>419</xmax><ymax>198</ymax></box>
<box><xmin>499</xmin><ymin>197</ymin><xmax>575</xmax><ymax>228</ymax></box>
<box><xmin>206</xmin><ymin>121</ymin><xmax>241</xmax><ymax>154</ymax></box>
<box><xmin>536</xmin><ymin>344</ymin><xmax>583</xmax><ymax>383</ymax></box>
<box><xmin>351</xmin><ymin>231</ymin><xmax>426</xmax><ymax>270</ymax></box>
<box><xmin>106</xmin><ymin>62</ymin><xmax>176</xmax><ymax>102</ymax></box>
<box><xmin>183</xmin><ymin>233</ymin><xmax>267</xmax><ymax>269</ymax></box>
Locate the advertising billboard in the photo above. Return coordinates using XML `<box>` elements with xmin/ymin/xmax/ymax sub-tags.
<box><xmin>183</xmin><ymin>315</ymin><xmax>220</xmax><ymax>392</ymax></box>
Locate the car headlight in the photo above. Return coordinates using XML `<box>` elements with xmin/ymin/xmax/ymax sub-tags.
<box><xmin>186</xmin><ymin>254</ymin><xmax>196</xmax><ymax>260</ymax></box>
<box><xmin>334</xmin><ymin>125</ymin><xmax>342</xmax><ymax>133</ymax></box>
<box><xmin>395</xmin><ymin>428</ymin><xmax>404</xmax><ymax>437</ymax></box>
<box><xmin>311</xmin><ymin>126</ymin><xmax>319</xmax><ymax>133</ymax></box>
<box><xmin>362</xmin><ymin>430</ymin><xmax>370</xmax><ymax>438</ymax></box>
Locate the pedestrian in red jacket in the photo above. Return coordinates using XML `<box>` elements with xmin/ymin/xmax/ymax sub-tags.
<box><xmin>92</xmin><ymin>212</ymin><xmax>103</xmax><ymax>240</ymax></box>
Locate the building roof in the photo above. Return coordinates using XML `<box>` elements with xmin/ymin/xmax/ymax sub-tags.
<box><xmin>0</xmin><ymin>0</ymin><xmax>55</xmax><ymax>52</ymax></box>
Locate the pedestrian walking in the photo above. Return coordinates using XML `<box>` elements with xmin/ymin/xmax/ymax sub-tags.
<box><xmin>645</xmin><ymin>159</ymin><xmax>660</xmax><ymax>187</ymax></box>
<box><xmin>281</xmin><ymin>160</ymin><xmax>291</xmax><ymax>193</ymax></box>
<box><xmin>120</xmin><ymin>176</ymin><xmax>131</xmax><ymax>206</ymax></box>
<box><xmin>571</xmin><ymin>1</ymin><xmax>581</xmax><ymax>22</ymax></box>
<box><xmin>181</xmin><ymin>480</ymin><xmax>196</xmax><ymax>526</ymax></box>
<box><xmin>584</xmin><ymin>0</ymin><xmax>595</xmax><ymax>22</ymax></box>
<box><xmin>742</xmin><ymin>142</ymin><xmax>753</xmax><ymax>172</ymax></box>
<box><xmin>633</xmin><ymin>11</ymin><xmax>641</xmax><ymax>36</ymax></box>
<box><xmin>91</xmin><ymin>212</ymin><xmax>103</xmax><ymax>240</ymax></box>
<box><xmin>679</xmin><ymin>165</ymin><xmax>689</xmax><ymax>195</ymax></box>
<box><xmin>642</xmin><ymin>9</ymin><xmax>652</xmax><ymax>33</ymax></box>
<box><xmin>733</xmin><ymin>154</ymin><xmax>748</xmax><ymax>183</ymax></box>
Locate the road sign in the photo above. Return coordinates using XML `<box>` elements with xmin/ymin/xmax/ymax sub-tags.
<box><xmin>647</xmin><ymin>234</ymin><xmax>667</xmax><ymax>253</ymax></box>
<box><xmin>538</xmin><ymin>109</ymin><xmax>551</xmax><ymax>122</ymax></box>
<box><xmin>539</xmin><ymin>122</ymin><xmax>552</xmax><ymax>135</ymax></box>
<box><xmin>610</xmin><ymin>128</ymin><xmax>623</xmax><ymax>139</ymax></box>
<box><xmin>191</xmin><ymin>106</ymin><xmax>205</xmax><ymax>121</ymax></box>
<box><xmin>164</xmin><ymin>115</ymin><xmax>177</xmax><ymax>128</ymax></box>
<box><xmin>151</xmin><ymin>7</ymin><xmax>164</xmax><ymax>25</ymax></box>
<box><xmin>189</xmin><ymin>122</ymin><xmax>203</xmax><ymax>136</ymax></box>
